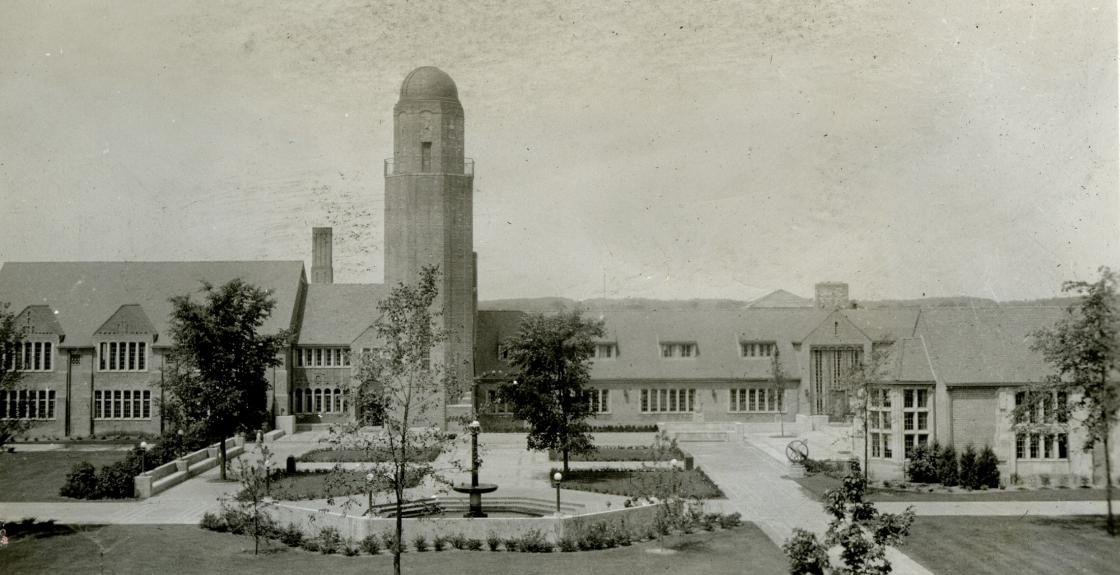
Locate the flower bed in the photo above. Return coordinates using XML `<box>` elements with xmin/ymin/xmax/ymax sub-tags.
<box><xmin>553</xmin><ymin>468</ymin><xmax>724</xmax><ymax>499</ymax></box>
<box><xmin>298</xmin><ymin>447</ymin><xmax>442</xmax><ymax>463</ymax></box>
<box><xmin>548</xmin><ymin>445</ymin><xmax>686</xmax><ymax>462</ymax></box>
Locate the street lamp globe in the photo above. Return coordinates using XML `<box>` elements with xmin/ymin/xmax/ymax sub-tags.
<box><xmin>468</xmin><ymin>420</ymin><xmax>480</xmax><ymax>431</ymax></box>
<box><xmin>553</xmin><ymin>472</ymin><xmax>562</xmax><ymax>482</ymax></box>
<box><xmin>140</xmin><ymin>441</ymin><xmax>148</xmax><ymax>450</ymax></box>
<box><xmin>670</xmin><ymin>458</ymin><xmax>678</xmax><ymax>468</ymax></box>
<box><xmin>366</xmin><ymin>472</ymin><xmax>375</xmax><ymax>483</ymax></box>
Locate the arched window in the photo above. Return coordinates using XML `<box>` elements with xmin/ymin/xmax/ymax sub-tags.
<box><xmin>314</xmin><ymin>388</ymin><xmax>323</xmax><ymax>413</ymax></box>
<box><xmin>326</xmin><ymin>388</ymin><xmax>335</xmax><ymax>413</ymax></box>
<box><xmin>334</xmin><ymin>388</ymin><xmax>342</xmax><ymax>413</ymax></box>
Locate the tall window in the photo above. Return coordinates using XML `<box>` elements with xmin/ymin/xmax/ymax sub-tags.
<box><xmin>93</xmin><ymin>389</ymin><xmax>150</xmax><ymax>420</ymax></box>
<box><xmin>740</xmin><ymin>342</ymin><xmax>776</xmax><ymax>358</ymax></box>
<box><xmin>486</xmin><ymin>389</ymin><xmax>511</xmax><ymax>414</ymax></box>
<box><xmin>593</xmin><ymin>343</ymin><xmax>618</xmax><ymax>359</ymax></box>
<box><xmin>660</xmin><ymin>343</ymin><xmax>698</xmax><ymax>359</ymax></box>
<box><xmin>729</xmin><ymin>388</ymin><xmax>782</xmax><ymax>412</ymax></box>
<box><xmin>902</xmin><ymin>388</ymin><xmax>930</xmax><ymax>457</ymax></box>
<box><xmin>7</xmin><ymin>341</ymin><xmax>53</xmax><ymax>371</ymax></box>
<box><xmin>869</xmin><ymin>388</ymin><xmax>892</xmax><ymax>458</ymax></box>
<box><xmin>586</xmin><ymin>388</ymin><xmax>610</xmax><ymax>413</ymax></box>
<box><xmin>1014</xmin><ymin>391</ymin><xmax>1069</xmax><ymax>460</ymax></box>
<box><xmin>421</xmin><ymin>142</ymin><xmax>432</xmax><ymax>171</ymax></box>
<box><xmin>98</xmin><ymin>342</ymin><xmax>146</xmax><ymax>372</ymax></box>
<box><xmin>640</xmin><ymin>388</ymin><xmax>695</xmax><ymax>413</ymax></box>
<box><xmin>810</xmin><ymin>347</ymin><xmax>861</xmax><ymax>414</ymax></box>
<box><xmin>0</xmin><ymin>389</ymin><xmax>55</xmax><ymax>420</ymax></box>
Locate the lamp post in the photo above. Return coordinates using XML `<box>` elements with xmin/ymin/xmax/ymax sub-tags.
<box><xmin>139</xmin><ymin>441</ymin><xmax>150</xmax><ymax>473</ymax></box>
<box><xmin>468</xmin><ymin>420</ymin><xmax>481</xmax><ymax>489</ymax></box>
<box><xmin>553</xmin><ymin>471</ymin><xmax>563</xmax><ymax>515</ymax></box>
<box><xmin>176</xmin><ymin>429</ymin><xmax>185</xmax><ymax>459</ymax></box>
<box><xmin>366</xmin><ymin>472</ymin><xmax>375</xmax><ymax>516</ymax></box>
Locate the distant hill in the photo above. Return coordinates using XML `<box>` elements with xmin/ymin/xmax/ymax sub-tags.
<box><xmin>478</xmin><ymin>295</ymin><xmax>1079</xmax><ymax>314</ymax></box>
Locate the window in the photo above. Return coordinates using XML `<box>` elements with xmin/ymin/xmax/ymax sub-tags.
<box><xmin>729</xmin><ymin>388</ymin><xmax>783</xmax><ymax>413</ymax></box>
<box><xmin>421</xmin><ymin>142</ymin><xmax>432</xmax><ymax>171</ymax></box>
<box><xmin>1016</xmin><ymin>432</ymin><xmax>1068</xmax><ymax>460</ymax></box>
<box><xmin>486</xmin><ymin>389</ymin><xmax>511</xmax><ymax>414</ymax></box>
<box><xmin>1015</xmin><ymin>390</ymin><xmax>1069</xmax><ymax>424</ymax></box>
<box><xmin>98</xmin><ymin>341</ymin><xmax>147</xmax><ymax>372</ymax></box>
<box><xmin>902</xmin><ymin>388</ymin><xmax>930</xmax><ymax>457</ymax></box>
<box><xmin>0</xmin><ymin>389</ymin><xmax>55</xmax><ymax>420</ymax></box>
<box><xmin>296</xmin><ymin>348</ymin><xmax>351</xmax><ymax>368</ymax></box>
<box><xmin>593</xmin><ymin>343</ymin><xmax>618</xmax><ymax>359</ymax></box>
<box><xmin>586</xmin><ymin>388</ymin><xmax>610</xmax><ymax>413</ymax></box>
<box><xmin>497</xmin><ymin>344</ymin><xmax>511</xmax><ymax>361</ymax></box>
<box><xmin>659</xmin><ymin>343</ymin><xmax>698</xmax><ymax>359</ymax></box>
<box><xmin>1014</xmin><ymin>390</ymin><xmax>1069</xmax><ymax>461</ymax></box>
<box><xmin>93</xmin><ymin>389</ymin><xmax>150</xmax><ymax>420</ymax></box>
<box><xmin>868</xmin><ymin>388</ymin><xmax>892</xmax><ymax>458</ymax></box>
<box><xmin>810</xmin><ymin>347</ymin><xmax>862</xmax><ymax>414</ymax></box>
<box><xmin>740</xmin><ymin>342</ymin><xmax>776</xmax><ymax>358</ymax></box>
<box><xmin>640</xmin><ymin>388</ymin><xmax>695</xmax><ymax>413</ymax></box>
<box><xmin>70</xmin><ymin>353</ymin><xmax>82</xmax><ymax>366</ymax></box>
<box><xmin>7</xmin><ymin>341</ymin><xmax>53</xmax><ymax>371</ymax></box>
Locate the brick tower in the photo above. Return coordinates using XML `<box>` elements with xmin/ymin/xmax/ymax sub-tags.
<box><xmin>384</xmin><ymin>66</ymin><xmax>476</xmax><ymax>425</ymax></box>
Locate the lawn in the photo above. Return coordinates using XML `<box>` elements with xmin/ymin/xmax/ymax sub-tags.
<box><xmin>556</xmin><ymin>468</ymin><xmax>724</xmax><ymax>499</ymax></box>
<box><xmin>0</xmin><ymin>522</ymin><xmax>788</xmax><ymax>575</ymax></box>
<box><xmin>548</xmin><ymin>445</ymin><xmax>686</xmax><ymax>462</ymax></box>
<box><xmin>794</xmin><ymin>473</ymin><xmax>1116</xmax><ymax>503</ymax></box>
<box><xmin>900</xmin><ymin>516</ymin><xmax>1120</xmax><ymax>575</ymax></box>
<box><xmin>298</xmin><ymin>447</ymin><xmax>442</xmax><ymax>463</ymax></box>
<box><xmin>0</xmin><ymin>449</ymin><xmax>127</xmax><ymax>501</ymax></box>
<box><xmin>266</xmin><ymin>470</ymin><xmax>424</xmax><ymax>501</ymax></box>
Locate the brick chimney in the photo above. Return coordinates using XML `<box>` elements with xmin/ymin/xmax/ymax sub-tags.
<box><xmin>815</xmin><ymin>282</ymin><xmax>849</xmax><ymax>309</ymax></box>
<box><xmin>311</xmin><ymin>227</ymin><xmax>333</xmax><ymax>284</ymax></box>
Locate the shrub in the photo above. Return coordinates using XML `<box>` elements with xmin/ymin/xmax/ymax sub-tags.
<box><xmin>959</xmin><ymin>445</ymin><xmax>979</xmax><ymax>489</ymax></box>
<box><xmin>976</xmin><ymin>446</ymin><xmax>1001</xmax><ymax>489</ymax></box>
<box><xmin>359</xmin><ymin>534</ymin><xmax>381</xmax><ymax>555</ymax></box>
<box><xmin>905</xmin><ymin>443</ymin><xmax>937</xmax><ymax>483</ymax></box>
<box><xmin>558</xmin><ymin>536</ymin><xmax>578</xmax><ymax>552</ymax></box>
<box><xmin>319</xmin><ymin>526</ymin><xmax>342</xmax><ymax>554</ymax></box>
<box><xmin>782</xmin><ymin>528</ymin><xmax>829</xmax><ymax>575</ymax></box>
<box><xmin>300</xmin><ymin>538</ymin><xmax>319</xmax><ymax>553</ymax></box>
<box><xmin>342</xmin><ymin>543</ymin><xmax>359</xmax><ymax>556</ymax></box>
<box><xmin>936</xmin><ymin>444</ymin><xmax>959</xmax><ymax>486</ymax></box>
<box><xmin>517</xmin><ymin>529</ymin><xmax>552</xmax><ymax>553</ymax></box>
<box><xmin>221</xmin><ymin>507</ymin><xmax>248</xmax><ymax>535</ymax></box>
<box><xmin>610</xmin><ymin>521</ymin><xmax>632</xmax><ymax>545</ymax></box>
<box><xmin>412</xmin><ymin>534</ymin><xmax>428</xmax><ymax>552</ymax></box>
<box><xmin>486</xmin><ymin>532</ymin><xmax>501</xmax><ymax>551</ymax></box>
<box><xmin>95</xmin><ymin>463</ymin><xmax>137</xmax><ymax>499</ymax></box>
<box><xmin>502</xmin><ymin>537</ymin><xmax>520</xmax><ymax>552</ymax></box>
<box><xmin>718</xmin><ymin>512</ymin><xmax>742</xmax><ymax>529</ymax></box>
<box><xmin>280</xmin><ymin>524</ymin><xmax>304</xmax><ymax>547</ymax></box>
<box><xmin>198</xmin><ymin>511</ymin><xmax>225</xmax><ymax>532</ymax></box>
<box><xmin>449</xmin><ymin>533</ymin><xmax>468</xmax><ymax>550</ymax></box>
<box><xmin>380</xmin><ymin>531</ymin><xmax>400</xmax><ymax>554</ymax></box>
<box><xmin>432</xmin><ymin>535</ymin><xmax>446</xmax><ymax>551</ymax></box>
<box><xmin>59</xmin><ymin>462</ymin><xmax>99</xmax><ymax>499</ymax></box>
<box><xmin>465</xmin><ymin>538</ymin><xmax>483</xmax><ymax>551</ymax></box>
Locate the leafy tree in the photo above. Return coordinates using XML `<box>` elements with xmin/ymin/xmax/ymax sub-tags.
<box><xmin>325</xmin><ymin>265</ymin><xmax>461</xmax><ymax>575</ymax></box>
<box><xmin>1021</xmin><ymin>266</ymin><xmax>1120</xmax><ymax>534</ymax></box>
<box><xmin>0</xmin><ymin>302</ymin><xmax>28</xmax><ymax>449</ymax></box>
<box><xmin>837</xmin><ymin>348</ymin><xmax>891</xmax><ymax>480</ymax></box>
<box><xmin>232</xmin><ymin>441</ymin><xmax>275</xmax><ymax>555</ymax></box>
<box><xmin>783</xmin><ymin>459</ymin><xmax>914</xmax><ymax>575</ymax></box>
<box><xmin>935</xmin><ymin>443</ymin><xmax>958</xmax><ymax>487</ymax></box>
<box><xmin>499</xmin><ymin>310</ymin><xmax>604</xmax><ymax>473</ymax></box>
<box><xmin>162</xmin><ymin>279</ymin><xmax>290</xmax><ymax>480</ymax></box>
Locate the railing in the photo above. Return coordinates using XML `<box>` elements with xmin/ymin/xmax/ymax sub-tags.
<box><xmin>384</xmin><ymin>158</ymin><xmax>475</xmax><ymax>177</ymax></box>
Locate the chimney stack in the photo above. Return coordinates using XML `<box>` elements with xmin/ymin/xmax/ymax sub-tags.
<box><xmin>815</xmin><ymin>282</ymin><xmax>849</xmax><ymax>309</ymax></box>
<box><xmin>311</xmin><ymin>227</ymin><xmax>333</xmax><ymax>284</ymax></box>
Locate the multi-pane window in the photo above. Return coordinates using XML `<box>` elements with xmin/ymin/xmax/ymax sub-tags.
<box><xmin>593</xmin><ymin>343</ymin><xmax>619</xmax><ymax>359</ymax></box>
<box><xmin>1014</xmin><ymin>390</ymin><xmax>1069</xmax><ymax>460</ymax></box>
<box><xmin>1016</xmin><ymin>432</ymin><xmax>1068</xmax><ymax>460</ymax></box>
<box><xmin>869</xmin><ymin>388</ymin><xmax>893</xmax><ymax>458</ymax></box>
<box><xmin>0</xmin><ymin>389</ymin><xmax>56</xmax><ymax>420</ymax></box>
<box><xmin>295</xmin><ymin>347</ymin><xmax>351</xmax><ymax>368</ymax></box>
<box><xmin>902</xmin><ymin>388</ymin><xmax>930</xmax><ymax>457</ymax></box>
<box><xmin>4</xmin><ymin>341</ymin><xmax>53</xmax><ymax>371</ymax></box>
<box><xmin>586</xmin><ymin>388</ymin><xmax>610</xmax><ymax>413</ymax></box>
<box><xmin>640</xmin><ymin>388</ymin><xmax>696</xmax><ymax>413</ymax></box>
<box><xmin>93</xmin><ymin>389</ymin><xmax>150</xmax><ymax>420</ymax></box>
<box><xmin>1015</xmin><ymin>390</ymin><xmax>1069</xmax><ymax>424</ymax></box>
<box><xmin>98</xmin><ymin>342</ymin><xmax>147</xmax><ymax>372</ymax></box>
<box><xmin>660</xmin><ymin>343</ymin><xmax>698</xmax><ymax>358</ymax></box>
<box><xmin>292</xmin><ymin>387</ymin><xmax>346</xmax><ymax>414</ymax></box>
<box><xmin>729</xmin><ymin>388</ymin><xmax>783</xmax><ymax>412</ymax></box>
<box><xmin>485</xmin><ymin>389</ymin><xmax>511</xmax><ymax>414</ymax></box>
<box><xmin>740</xmin><ymin>342</ymin><xmax>776</xmax><ymax>358</ymax></box>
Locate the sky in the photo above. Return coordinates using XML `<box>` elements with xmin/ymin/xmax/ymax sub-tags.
<box><xmin>0</xmin><ymin>1</ymin><xmax>1116</xmax><ymax>302</ymax></box>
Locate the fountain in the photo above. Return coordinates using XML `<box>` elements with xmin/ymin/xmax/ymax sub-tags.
<box><xmin>451</xmin><ymin>420</ymin><xmax>498</xmax><ymax>517</ymax></box>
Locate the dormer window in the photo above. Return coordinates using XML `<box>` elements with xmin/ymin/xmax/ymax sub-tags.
<box><xmin>660</xmin><ymin>342</ymin><xmax>698</xmax><ymax>358</ymax></box>
<box><xmin>740</xmin><ymin>341</ymin><xmax>776</xmax><ymax>358</ymax></box>
<box><xmin>593</xmin><ymin>343</ymin><xmax>618</xmax><ymax>359</ymax></box>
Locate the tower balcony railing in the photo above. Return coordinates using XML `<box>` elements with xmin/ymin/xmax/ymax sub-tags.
<box><xmin>384</xmin><ymin>158</ymin><xmax>474</xmax><ymax>177</ymax></box>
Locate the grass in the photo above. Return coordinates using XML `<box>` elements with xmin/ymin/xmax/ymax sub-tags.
<box><xmin>265</xmin><ymin>470</ymin><xmax>424</xmax><ymax>501</ymax></box>
<box><xmin>0</xmin><ymin>450</ymin><xmax>127</xmax><ymax>501</ymax></box>
<box><xmin>556</xmin><ymin>468</ymin><xmax>724</xmax><ymax>499</ymax></box>
<box><xmin>794</xmin><ymin>473</ymin><xmax>1117</xmax><ymax>503</ymax></box>
<box><xmin>548</xmin><ymin>445</ymin><xmax>686</xmax><ymax>462</ymax></box>
<box><xmin>298</xmin><ymin>446</ymin><xmax>442</xmax><ymax>463</ymax></box>
<box><xmin>900</xmin><ymin>516</ymin><xmax>1120</xmax><ymax>575</ymax></box>
<box><xmin>0</xmin><ymin>522</ymin><xmax>788</xmax><ymax>575</ymax></box>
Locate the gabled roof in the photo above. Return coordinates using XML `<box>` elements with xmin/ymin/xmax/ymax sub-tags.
<box><xmin>0</xmin><ymin>261</ymin><xmax>305</xmax><ymax>348</ymax></box>
<box><xmin>915</xmin><ymin>306</ymin><xmax>1063</xmax><ymax>386</ymax></box>
<box><xmin>889</xmin><ymin>337</ymin><xmax>935</xmax><ymax>382</ymax></box>
<box><xmin>297</xmin><ymin>283</ymin><xmax>387</xmax><ymax>345</ymax></box>
<box><xmin>95</xmin><ymin>304</ymin><xmax>156</xmax><ymax>337</ymax></box>
<box><xmin>15</xmin><ymin>305</ymin><xmax>64</xmax><ymax>336</ymax></box>
<box><xmin>844</xmin><ymin>308</ymin><xmax>920</xmax><ymax>342</ymax></box>
<box><xmin>745</xmin><ymin>289</ymin><xmax>813</xmax><ymax>309</ymax></box>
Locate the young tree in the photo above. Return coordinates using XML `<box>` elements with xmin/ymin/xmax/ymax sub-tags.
<box><xmin>771</xmin><ymin>349</ymin><xmax>787</xmax><ymax>437</ymax></box>
<box><xmin>624</xmin><ymin>430</ymin><xmax>698</xmax><ymax>554</ymax></box>
<box><xmin>326</xmin><ymin>265</ymin><xmax>461</xmax><ymax>575</ymax></box>
<box><xmin>837</xmin><ymin>348</ymin><xmax>891</xmax><ymax>480</ymax></box>
<box><xmin>232</xmin><ymin>441</ymin><xmax>274</xmax><ymax>555</ymax></box>
<box><xmin>498</xmin><ymin>310</ymin><xmax>604</xmax><ymax>473</ymax></box>
<box><xmin>0</xmin><ymin>302</ymin><xmax>28</xmax><ymax>449</ymax></box>
<box><xmin>1022</xmin><ymin>266</ymin><xmax>1120</xmax><ymax>535</ymax></box>
<box><xmin>162</xmin><ymin>279</ymin><xmax>290</xmax><ymax>480</ymax></box>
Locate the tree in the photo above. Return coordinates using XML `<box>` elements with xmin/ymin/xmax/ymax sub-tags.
<box><xmin>498</xmin><ymin>310</ymin><xmax>604</xmax><ymax>473</ymax></box>
<box><xmin>837</xmin><ymin>348</ymin><xmax>891</xmax><ymax>480</ymax></box>
<box><xmin>325</xmin><ymin>265</ymin><xmax>461</xmax><ymax>575</ymax></box>
<box><xmin>624</xmin><ymin>430</ymin><xmax>699</xmax><ymax>554</ymax></box>
<box><xmin>0</xmin><ymin>302</ymin><xmax>28</xmax><ymax>449</ymax></box>
<box><xmin>1022</xmin><ymin>266</ymin><xmax>1120</xmax><ymax>535</ymax></box>
<box><xmin>783</xmin><ymin>459</ymin><xmax>914</xmax><ymax>575</ymax></box>
<box><xmin>771</xmin><ymin>349</ymin><xmax>787</xmax><ymax>437</ymax></box>
<box><xmin>162</xmin><ymin>279</ymin><xmax>290</xmax><ymax>480</ymax></box>
<box><xmin>232</xmin><ymin>441</ymin><xmax>275</xmax><ymax>555</ymax></box>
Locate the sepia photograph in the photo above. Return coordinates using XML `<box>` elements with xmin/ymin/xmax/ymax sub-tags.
<box><xmin>0</xmin><ymin>2</ymin><xmax>1117</xmax><ymax>573</ymax></box>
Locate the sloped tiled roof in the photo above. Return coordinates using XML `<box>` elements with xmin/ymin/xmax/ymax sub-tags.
<box><xmin>745</xmin><ymin>289</ymin><xmax>813</xmax><ymax>309</ymax></box>
<box><xmin>915</xmin><ymin>307</ymin><xmax>1063</xmax><ymax>385</ymax></box>
<box><xmin>297</xmin><ymin>283</ymin><xmax>387</xmax><ymax>345</ymax></box>
<box><xmin>15</xmin><ymin>305</ymin><xmax>64</xmax><ymax>336</ymax></box>
<box><xmin>889</xmin><ymin>337</ymin><xmax>935</xmax><ymax>382</ymax></box>
<box><xmin>844</xmin><ymin>308</ymin><xmax>920</xmax><ymax>342</ymax></box>
<box><xmin>95</xmin><ymin>304</ymin><xmax>156</xmax><ymax>336</ymax></box>
<box><xmin>0</xmin><ymin>261</ymin><xmax>305</xmax><ymax>348</ymax></box>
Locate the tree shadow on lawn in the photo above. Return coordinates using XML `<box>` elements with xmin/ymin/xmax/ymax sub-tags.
<box><xmin>0</xmin><ymin>518</ymin><xmax>84</xmax><ymax>541</ymax></box>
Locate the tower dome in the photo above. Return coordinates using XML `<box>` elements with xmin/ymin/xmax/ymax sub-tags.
<box><xmin>399</xmin><ymin>66</ymin><xmax>459</xmax><ymax>101</ymax></box>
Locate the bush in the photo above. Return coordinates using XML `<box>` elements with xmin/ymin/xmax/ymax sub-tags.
<box><xmin>221</xmin><ymin>507</ymin><xmax>248</xmax><ymax>535</ymax></box>
<box><xmin>502</xmin><ymin>537</ymin><xmax>520</xmax><ymax>552</ymax></box>
<box><xmin>959</xmin><ymin>445</ymin><xmax>979</xmax><ymax>489</ymax></box>
<box><xmin>558</xmin><ymin>536</ymin><xmax>578</xmax><ymax>552</ymax></box>
<box><xmin>59</xmin><ymin>462</ymin><xmax>99</xmax><ymax>499</ymax></box>
<box><xmin>412</xmin><ymin>534</ymin><xmax>428</xmax><ymax>552</ymax></box>
<box><xmin>782</xmin><ymin>528</ymin><xmax>829</xmax><ymax>575</ymax></box>
<box><xmin>977</xmin><ymin>445</ymin><xmax>1001</xmax><ymax>489</ymax></box>
<box><xmin>300</xmin><ymin>538</ymin><xmax>320</xmax><ymax>553</ymax></box>
<box><xmin>432</xmin><ymin>535</ymin><xmax>446</xmax><ymax>551</ymax></box>
<box><xmin>718</xmin><ymin>512</ymin><xmax>742</xmax><ymax>529</ymax></box>
<box><xmin>936</xmin><ymin>444</ymin><xmax>959</xmax><ymax>487</ymax></box>
<box><xmin>342</xmin><ymin>543</ymin><xmax>359</xmax><ymax>556</ymax></box>
<box><xmin>465</xmin><ymin>538</ymin><xmax>483</xmax><ymax>551</ymax></box>
<box><xmin>380</xmin><ymin>530</ymin><xmax>400</xmax><ymax>554</ymax></box>
<box><xmin>280</xmin><ymin>524</ymin><xmax>304</xmax><ymax>547</ymax></box>
<box><xmin>486</xmin><ymin>532</ymin><xmax>501</xmax><ymax>551</ymax></box>
<box><xmin>198</xmin><ymin>511</ymin><xmax>225</xmax><ymax>532</ymax></box>
<box><xmin>516</xmin><ymin>529</ymin><xmax>552</xmax><ymax>553</ymax></box>
<box><xmin>905</xmin><ymin>443</ymin><xmax>938</xmax><ymax>483</ymax></box>
<box><xmin>359</xmin><ymin>534</ymin><xmax>381</xmax><ymax>555</ymax></box>
<box><xmin>449</xmin><ymin>533</ymin><xmax>468</xmax><ymax>550</ymax></box>
<box><xmin>318</xmin><ymin>526</ymin><xmax>342</xmax><ymax>554</ymax></box>
<box><xmin>95</xmin><ymin>463</ymin><xmax>137</xmax><ymax>499</ymax></box>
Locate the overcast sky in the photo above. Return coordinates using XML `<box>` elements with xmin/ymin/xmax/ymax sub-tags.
<box><xmin>0</xmin><ymin>1</ymin><xmax>1116</xmax><ymax>302</ymax></box>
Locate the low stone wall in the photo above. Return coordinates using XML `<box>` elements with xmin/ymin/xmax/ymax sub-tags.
<box><xmin>134</xmin><ymin>435</ymin><xmax>246</xmax><ymax>499</ymax></box>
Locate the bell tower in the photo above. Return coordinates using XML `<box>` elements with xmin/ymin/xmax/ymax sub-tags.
<box><xmin>384</xmin><ymin>66</ymin><xmax>476</xmax><ymax>424</ymax></box>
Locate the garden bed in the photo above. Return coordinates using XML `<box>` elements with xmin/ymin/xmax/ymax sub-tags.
<box><xmin>297</xmin><ymin>447</ymin><xmax>441</xmax><ymax>463</ymax></box>
<box><xmin>553</xmin><ymin>468</ymin><xmax>723</xmax><ymax>499</ymax></box>
<box><xmin>793</xmin><ymin>473</ymin><xmax>1113</xmax><ymax>503</ymax></box>
<box><xmin>263</xmin><ymin>470</ymin><xmax>425</xmax><ymax>501</ymax></box>
<box><xmin>548</xmin><ymin>445</ymin><xmax>686</xmax><ymax>462</ymax></box>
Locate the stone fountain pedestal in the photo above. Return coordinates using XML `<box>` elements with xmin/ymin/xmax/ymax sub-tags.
<box><xmin>452</xmin><ymin>482</ymin><xmax>499</xmax><ymax>518</ymax></box>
